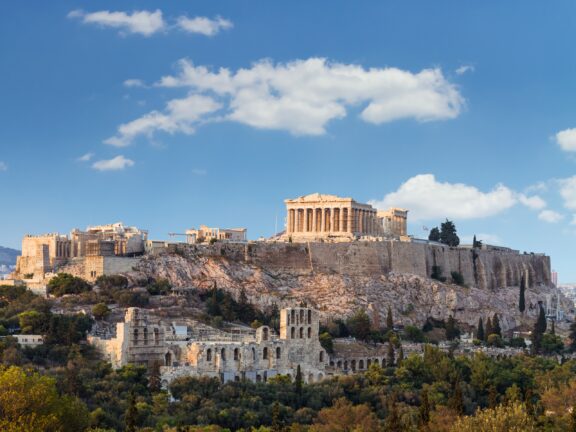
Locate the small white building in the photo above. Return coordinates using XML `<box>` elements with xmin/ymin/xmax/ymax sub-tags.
<box><xmin>13</xmin><ymin>334</ymin><xmax>44</xmax><ymax>347</ymax></box>
<box><xmin>186</xmin><ymin>225</ymin><xmax>247</xmax><ymax>244</ymax></box>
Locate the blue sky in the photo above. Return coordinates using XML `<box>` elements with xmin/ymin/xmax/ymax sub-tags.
<box><xmin>1</xmin><ymin>1</ymin><xmax>576</xmax><ymax>281</ymax></box>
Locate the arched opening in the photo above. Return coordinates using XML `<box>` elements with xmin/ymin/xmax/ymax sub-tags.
<box><xmin>263</xmin><ymin>371</ymin><xmax>268</xmax><ymax>382</ymax></box>
<box><xmin>262</xmin><ymin>327</ymin><xmax>269</xmax><ymax>341</ymax></box>
<box><xmin>256</xmin><ymin>374</ymin><xmax>262</xmax><ymax>382</ymax></box>
<box><xmin>351</xmin><ymin>360</ymin><xmax>356</xmax><ymax>371</ymax></box>
<box><xmin>381</xmin><ymin>358</ymin><xmax>386</xmax><ymax>367</ymax></box>
<box><xmin>308</xmin><ymin>309</ymin><xmax>312</xmax><ymax>324</ymax></box>
<box><xmin>276</xmin><ymin>347</ymin><xmax>281</xmax><ymax>359</ymax></box>
<box><xmin>344</xmin><ymin>361</ymin><xmax>348</xmax><ymax>370</ymax></box>
<box><xmin>299</xmin><ymin>327</ymin><xmax>304</xmax><ymax>338</ymax></box>
<box><xmin>300</xmin><ymin>309</ymin><xmax>304</xmax><ymax>323</ymax></box>
<box><xmin>143</xmin><ymin>328</ymin><xmax>148</xmax><ymax>345</ymax></box>
<box><xmin>234</xmin><ymin>348</ymin><xmax>240</xmax><ymax>361</ymax></box>
<box><xmin>319</xmin><ymin>351</ymin><xmax>324</xmax><ymax>362</ymax></box>
<box><xmin>307</xmin><ymin>327</ymin><xmax>312</xmax><ymax>338</ymax></box>
<box><xmin>263</xmin><ymin>347</ymin><xmax>268</xmax><ymax>360</ymax></box>
<box><xmin>165</xmin><ymin>352</ymin><xmax>172</xmax><ymax>366</ymax></box>
<box><xmin>154</xmin><ymin>328</ymin><xmax>159</xmax><ymax>345</ymax></box>
<box><xmin>291</xmin><ymin>310</ymin><xmax>295</xmax><ymax>324</ymax></box>
<box><xmin>318</xmin><ymin>373</ymin><xmax>323</xmax><ymax>381</ymax></box>
<box><xmin>252</xmin><ymin>347</ymin><xmax>256</xmax><ymax>361</ymax></box>
<box><xmin>221</xmin><ymin>348</ymin><xmax>226</xmax><ymax>361</ymax></box>
<box><xmin>206</xmin><ymin>348</ymin><xmax>212</xmax><ymax>362</ymax></box>
<box><xmin>291</xmin><ymin>327</ymin><xmax>295</xmax><ymax>339</ymax></box>
<box><xmin>367</xmin><ymin>359</ymin><xmax>371</xmax><ymax>368</ymax></box>
<box><xmin>133</xmin><ymin>328</ymin><xmax>138</xmax><ymax>345</ymax></box>
<box><xmin>308</xmin><ymin>373</ymin><xmax>314</xmax><ymax>383</ymax></box>
<box><xmin>337</xmin><ymin>361</ymin><xmax>342</xmax><ymax>368</ymax></box>
<box><xmin>359</xmin><ymin>359</ymin><xmax>364</xmax><ymax>369</ymax></box>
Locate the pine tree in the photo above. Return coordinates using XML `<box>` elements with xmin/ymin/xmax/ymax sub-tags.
<box><xmin>387</xmin><ymin>341</ymin><xmax>395</xmax><ymax>367</ymax></box>
<box><xmin>485</xmin><ymin>316</ymin><xmax>493</xmax><ymax>340</ymax></box>
<box><xmin>519</xmin><ymin>275</ymin><xmax>526</xmax><ymax>314</ymax></box>
<box><xmin>419</xmin><ymin>387</ymin><xmax>431</xmax><ymax>426</ymax></box>
<box><xmin>386</xmin><ymin>305</ymin><xmax>394</xmax><ymax>330</ymax></box>
<box><xmin>440</xmin><ymin>219</ymin><xmax>460</xmax><ymax>247</ymax></box>
<box><xmin>125</xmin><ymin>391</ymin><xmax>138</xmax><ymax>432</ymax></box>
<box><xmin>492</xmin><ymin>314</ymin><xmax>502</xmax><ymax>337</ymax></box>
<box><xmin>429</xmin><ymin>227</ymin><xmax>440</xmax><ymax>242</ymax></box>
<box><xmin>477</xmin><ymin>317</ymin><xmax>485</xmax><ymax>341</ymax></box>
<box><xmin>446</xmin><ymin>315</ymin><xmax>459</xmax><ymax>340</ymax></box>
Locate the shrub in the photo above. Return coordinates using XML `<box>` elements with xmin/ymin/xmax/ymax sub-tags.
<box><xmin>450</xmin><ymin>271</ymin><xmax>465</xmax><ymax>286</ymax></box>
<box><xmin>404</xmin><ymin>325</ymin><xmax>425</xmax><ymax>343</ymax></box>
<box><xmin>487</xmin><ymin>334</ymin><xmax>504</xmax><ymax>348</ymax></box>
<box><xmin>431</xmin><ymin>266</ymin><xmax>447</xmax><ymax>282</ymax></box>
<box><xmin>92</xmin><ymin>303</ymin><xmax>110</xmax><ymax>320</ymax></box>
<box><xmin>47</xmin><ymin>273</ymin><xmax>90</xmax><ymax>297</ymax></box>
<box><xmin>146</xmin><ymin>278</ymin><xmax>171</xmax><ymax>296</ymax></box>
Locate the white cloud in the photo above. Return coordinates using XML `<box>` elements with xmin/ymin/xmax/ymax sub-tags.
<box><xmin>113</xmin><ymin>57</ymin><xmax>463</xmax><ymax>142</ymax></box>
<box><xmin>191</xmin><ymin>168</ymin><xmax>207</xmax><ymax>176</ymax></box>
<box><xmin>525</xmin><ymin>181</ymin><xmax>548</xmax><ymax>194</ymax></box>
<box><xmin>176</xmin><ymin>16</ymin><xmax>233</xmax><ymax>36</ymax></box>
<box><xmin>555</xmin><ymin>128</ymin><xmax>576</xmax><ymax>152</ymax></box>
<box><xmin>68</xmin><ymin>9</ymin><xmax>165</xmax><ymax>36</ymax></box>
<box><xmin>77</xmin><ymin>152</ymin><xmax>94</xmax><ymax>162</ymax></box>
<box><xmin>538</xmin><ymin>209</ymin><xmax>564</xmax><ymax>223</ymax></box>
<box><xmin>0</xmin><ymin>162</ymin><xmax>7</xmax><ymax>171</ymax></box>
<box><xmin>92</xmin><ymin>155</ymin><xmax>134</xmax><ymax>171</ymax></box>
<box><xmin>455</xmin><ymin>65</ymin><xmax>474</xmax><ymax>75</ymax></box>
<box><xmin>559</xmin><ymin>176</ymin><xmax>576</xmax><ymax>210</ymax></box>
<box><xmin>369</xmin><ymin>174</ymin><xmax>517</xmax><ymax>221</ymax></box>
<box><xmin>105</xmin><ymin>94</ymin><xmax>222</xmax><ymax>147</ymax></box>
<box><xmin>518</xmin><ymin>194</ymin><xmax>547</xmax><ymax>210</ymax></box>
<box><xmin>124</xmin><ymin>79</ymin><xmax>146</xmax><ymax>88</ymax></box>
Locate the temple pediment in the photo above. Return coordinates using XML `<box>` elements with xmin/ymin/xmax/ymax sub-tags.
<box><xmin>286</xmin><ymin>193</ymin><xmax>352</xmax><ymax>203</ymax></box>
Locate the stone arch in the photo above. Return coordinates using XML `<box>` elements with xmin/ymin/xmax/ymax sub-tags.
<box><xmin>234</xmin><ymin>348</ymin><xmax>240</xmax><ymax>360</ymax></box>
<box><xmin>319</xmin><ymin>351</ymin><xmax>324</xmax><ymax>362</ymax></box>
<box><xmin>337</xmin><ymin>360</ymin><xmax>342</xmax><ymax>368</ymax></box>
<box><xmin>154</xmin><ymin>328</ymin><xmax>159</xmax><ymax>345</ymax></box>
<box><xmin>359</xmin><ymin>359</ymin><xmax>364</xmax><ymax>369</ymax></box>
<box><xmin>308</xmin><ymin>309</ymin><xmax>312</xmax><ymax>324</ymax></box>
<box><xmin>263</xmin><ymin>347</ymin><xmax>269</xmax><ymax>360</ymax></box>
<box><xmin>256</xmin><ymin>374</ymin><xmax>262</xmax><ymax>382</ymax></box>
<box><xmin>165</xmin><ymin>352</ymin><xmax>172</xmax><ymax>366</ymax></box>
<box><xmin>252</xmin><ymin>347</ymin><xmax>256</xmax><ymax>361</ymax></box>
<box><xmin>263</xmin><ymin>371</ymin><xmax>268</xmax><ymax>382</ymax></box>
<box><xmin>221</xmin><ymin>348</ymin><xmax>226</xmax><ymax>361</ymax></box>
<box><xmin>329</xmin><ymin>361</ymin><xmax>335</xmax><ymax>367</ymax></box>
<box><xmin>291</xmin><ymin>310</ymin><xmax>295</xmax><ymax>324</ymax></box>
<box><xmin>143</xmin><ymin>328</ymin><xmax>148</xmax><ymax>345</ymax></box>
<box><xmin>263</xmin><ymin>327</ymin><xmax>269</xmax><ymax>341</ymax></box>
<box><xmin>381</xmin><ymin>358</ymin><xmax>386</xmax><ymax>367</ymax></box>
<box><xmin>367</xmin><ymin>359</ymin><xmax>371</xmax><ymax>368</ymax></box>
<box><xmin>344</xmin><ymin>360</ymin><xmax>348</xmax><ymax>370</ymax></box>
<box><xmin>300</xmin><ymin>309</ymin><xmax>304</xmax><ymax>323</ymax></box>
<box><xmin>308</xmin><ymin>373</ymin><xmax>314</xmax><ymax>383</ymax></box>
<box><xmin>299</xmin><ymin>327</ymin><xmax>304</xmax><ymax>338</ymax></box>
<box><xmin>318</xmin><ymin>373</ymin><xmax>323</xmax><ymax>381</ymax></box>
<box><xmin>133</xmin><ymin>328</ymin><xmax>138</xmax><ymax>345</ymax></box>
<box><xmin>206</xmin><ymin>348</ymin><xmax>212</xmax><ymax>362</ymax></box>
<box><xmin>276</xmin><ymin>347</ymin><xmax>281</xmax><ymax>359</ymax></box>
<box><xmin>307</xmin><ymin>327</ymin><xmax>312</xmax><ymax>338</ymax></box>
<box><xmin>291</xmin><ymin>327</ymin><xmax>295</xmax><ymax>339</ymax></box>
<box><xmin>351</xmin><ymin>359</ymin><xmax>356</xmax><ymax>371</ymax></box>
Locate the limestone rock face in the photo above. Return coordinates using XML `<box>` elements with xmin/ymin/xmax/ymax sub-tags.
<box><xmin>128</xmin><ymin>242</ymin><xmax>570</xmax><ymax>333</ymax></box>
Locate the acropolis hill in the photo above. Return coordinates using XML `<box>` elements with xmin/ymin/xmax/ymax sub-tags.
<box><xmin>8</xmin><ymin>193</ymin><xmax>570</xmax><ymax>333</ymax></box>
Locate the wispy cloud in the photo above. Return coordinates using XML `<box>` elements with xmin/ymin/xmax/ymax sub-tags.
<box><xmin>77</xmin><ymin>152</ymin><xmax>94</xmax><ymax>162</ymax></box>
<box><xmin>68</xmin><ymin>9</ymin><xmax>165</xmax><ymax>37</ymax></box>
<box><xmin>123</xmin><ymin>79</ymin><xmax>146</xmax><ymax>88</ymax></box>
<box><xmin>176</xmin><ymin>16</ymin><xmax>233</xmax><ymax>36</ymax></box>
<box><xmin>0</xmin><ymin>162</ymin><xmax>7</xmax><ymax>171</ymax></box>
<box><xmin>455</xmin><ymin>64</ymin><xmax>474</xmax><ymax>75</ymax></box>
<box><xmin>92</xmin><ymin>155</ymin><xmax>134</xmax><ymax>171</ymax></box>
<box><xmin>191</xmin><ymin>168</ymin><xmax>207</xmax><ymax>176</ymax></box>
<box><xmin>538</xmin><ymin>209</ymin><xmax>564</xmax><ymax>223</ymax></box>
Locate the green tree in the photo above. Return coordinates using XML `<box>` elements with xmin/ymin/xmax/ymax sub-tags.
<box><xmin>450</xmin><ymin>402</ymin><xmax>536</xmax><ymax>432</ymax></box>
<box><xmin>477</xmin><ymin>317</ymin><xmax>485</xmax><ymax>341</ymax></box>
<box><xmin>541</xmin><ymin>333</ymin><xmax>564</xmax><ymax>354</ymax></box>
<box><xmin>519</xmin><ymin>275</ymin><xmax>526</xmax><ymax>314</ymax></box>
<box><xmin>319</xmin><ymin>332</ymin><xmax>334</xmax><ymax>354</ymax></box>
<box><xmin>92</xmin><ymin>303</ymin><xmax>110</xmax><ymax>320</ymax></box>
<box><xmin>569</xmin><ymin>321</ymin><xmax>576</xmax><ymax>352</ymax></box>
<box><xmin>47</xmin><ymin>273</ymin><xmax>91</xmax><ymax>297</ymax></box>
<box><xmin>449</xmin><ymin>380</ymin><xmax>465</xmax><ymax>415</ymax></box>
<box><xmin>125</xmin><ymin>391</ymin><xmax>138</xmax><ymax>432</ymax></box>
<box><xmin>312</xmin><ymin>398</ymin><xmax>381</xmax><ymax>432</ymax></box>
<box><xmin>346</xmin><ymin>310</ymin><xmax>371</xmax><ymax>341</ymax></box>
<box><xmin>419</xmin><ymin>387</ymin><xmax>431</xmax><ymax>426</ymax></box>
<box><xmin>531</xmin><ymin>303</ymin><xmax>547</xmax><ymax>354</ymax></box>
<box><xmin>428</xmin><ymin>227</ymin><xmax>440</xmax><ymax>242</ymax></box>
<box><xmin>386</xmin><ymin>305</ymin><xmax>394</xmax><ymax>330</ymax></box>
<box><xmin>440</xmin><ymin>219</ymin><xmax>460</xmax><ymax>247</ymax></box>
<box><xmin>492</xmin><ymin>313</ymin><xmax>501</xmax><ymax>337</ymax></box>
<box><xmin>387</xmin><ymin>341</ymin><xmax>395</xmax><ymax>367</ymax></box>
<box><xmin>445</xmin><ymin>315</ymin><xmax>460</xmax><ymax>341</ymax></box>
<box><xmin>294</xmin><ymin>364</ymin><xmax>303</xmax><ymax>397</ymax></box>
<box><xmin>485</xmin><ymin>316</ymin><xmax>493</xmax><ymax>341</ymax></box>
<box><xmin>451</xmin><ymin>271</ymin><xmax>465</xmax><ymax>286</ymax></box>
<box><xmin>431</xmin><ymin>265</ymin><xmax>447</xmax><ymax>282</ymax></box>
<box><xmin>473</xmin><ymin>235</ymin><xmax>483</xmax><ymax>248</ymax></box>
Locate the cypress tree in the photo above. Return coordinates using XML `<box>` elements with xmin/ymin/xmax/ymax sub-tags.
<box><xmin>531</xmin><ymin>304</ymin><xmax>547</xmax><ymax>354</ymax></box>
<box><xmin>294</xmin><ymin>364</ymin><xmax>303</xmax><ymax>397</ymax></box>
<box><xmin>125</xmin><ymin>391</ymin><xmax>138</xmax><ymax>432</ymax></box>
<box><xmin>446</xmin><ymin>315</ymin><xmax>459</xmax><ymax>340</ymax></box>
<box><xmin>397</xmin><ymin>343</ymin><xmax>404</xmax><ymax>367</ymax></box>
<box><xmin>537</xmin><ymin>302</ymin><xmax>547</xmax><ymax>334</ymax></box>
<box><xmin>386</xmin><ymin>305</ymin><xmax>394</xmax><ymax>330</ymax></box>
<box><xmin>492</xmin><ymin>314</ymin><xmax>502</xmax><ymax>337</ymax></box>
<box><xmin>419</xmin><ymin>387</ymin><xmax>431</xmax><ymax>426</ymax></box>
<box><xmin>473</xmin><ymin>234</ymin><xmax>477</xmax><ymax>248</ymax></box>
<box><xmin>519</xmin><ymin>275</ymin><xmax>526</xmax><ymax>314</ymax></box>
<box><xmin>485</xmin><ymin>316</ymin><xmax>493</xmax><ymax>340</ymax></box>
<box><xmin>387</xmin><ymin>341</ymin><xmax>395</xmax><ymax>367</ymax></box>
<box><xmin>477</xmin><ymin>317</ymin><xmax>485</xmax><ymax>341</ymax></box>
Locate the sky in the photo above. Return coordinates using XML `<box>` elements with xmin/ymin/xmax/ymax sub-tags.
<box><xmin>1</xmin><ymin>1</ymin><xmax>576</xmax><ymax>281</ymax></box>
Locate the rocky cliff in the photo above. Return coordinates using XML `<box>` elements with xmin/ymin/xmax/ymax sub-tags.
<box><xmin>129</xmin><ymin>241</ymin><xmax>570</xmax><ymax>333</ymax></box>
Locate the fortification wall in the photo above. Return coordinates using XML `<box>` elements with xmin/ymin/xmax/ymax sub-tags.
<box><xmin>176</xmin><ymin>241</ymin><xmax>551</xmax><ymax>291</ymax></box>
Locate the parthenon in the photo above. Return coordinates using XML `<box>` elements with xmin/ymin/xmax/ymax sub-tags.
<box><xmin>283</xmin><ymin>193</ymin><xmax>406</xmax><ymax>241</ymax></box>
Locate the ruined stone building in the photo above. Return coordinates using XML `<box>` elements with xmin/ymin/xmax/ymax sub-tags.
<box><xmin>186</xmin><ymin>225</ymin><xmax>247</xmax><ymax>244</ymax></box>
<box><xmin>89</xmin><ymin>306</ymin><xmax>329</xmax><ymax>385</ymax></box>
<box><xmin>12</xmin><ymin>222</ymin><xmax>147</xmax><ymax>280</ymax></box>
<box><xmin>283</xmin><ymin>193</ymin><xmax>408</xmax><ymax>241</ymax></box>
